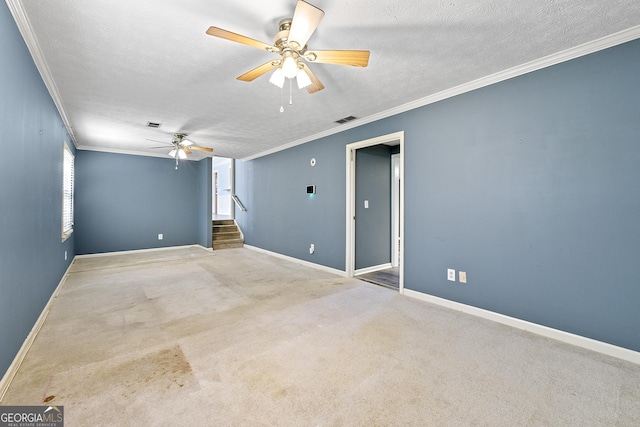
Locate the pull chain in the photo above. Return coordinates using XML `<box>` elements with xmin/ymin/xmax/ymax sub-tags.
<box><xmin>289</xmin><ymin>78</ymin><xmax>293</xmax><ymax>105</ymax></box>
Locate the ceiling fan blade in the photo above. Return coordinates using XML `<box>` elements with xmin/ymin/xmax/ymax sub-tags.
<box><xmin>206</xmin><ymin>26</ymin><xmax>275</xmax><ymax>52</ymax></box>
<box><xmin>190</xmin><ymin>145</ymin><xmax>214</xmax><ymax>153</ymax></box>
<box><xmin>300</xmin><ymin>64</ymin><xmax>324</xmax><ymax>94</ymax></box>
<box><xmin>305</xmin><ymin>50</ymin><xmax>370</xmax><ymax>67</ymax></box>
<box><xmin>237</xmin><ymin>61</ymin><xmax>279</xmax><ymax>82</ymax></box>
<box><xmin>288</xmin><ymin>0</ymin><xmax>325</xmax><ymax>49</ymax></box>
<box><xmin>182</xmin><ymin>147</ymin><xmax>193</xmax><ymax>155</ymax></box>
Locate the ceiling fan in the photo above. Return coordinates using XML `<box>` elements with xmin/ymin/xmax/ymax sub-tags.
<box><xmin>149</xmin><ymin>133</ymin><xmax>213</xmax><ymax>169</ymax></box>
<box><xmin>205</xmin><ymin>0</ymin><xmax>370</xmax><ymax>94</ymax></box>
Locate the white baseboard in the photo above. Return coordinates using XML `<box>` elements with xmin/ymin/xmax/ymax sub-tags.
<box><xmin>0</xmin><ymin>259</ymin><xmax>75</xmax><ymax>401</ymax></box>
<box><xmin>75</xmin><ymin>244</ymin><xmax>211</xmax><ymax>259</ymax></box>
<box><xmin>244</xmin><ymin>245</ymin><xmax>347</xmax><ymax>277</ymax></box>
<box><xmin>403</xmin><ymin>288</ymin><xmax>640</xmax><ymax>365</ymax></box>
<box><xmin>355</xmin><ymin>263</ymin><xmax>393</xmax><ymax>276</ymax></box>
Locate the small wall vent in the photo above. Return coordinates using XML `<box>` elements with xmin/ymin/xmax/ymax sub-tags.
<box><xmin>335</xmin><ymin>115</ymin><xmax>357</xmax><ymax>124</ymax></box>
<box><xmin>146</xmin><ymin>121</ymin><xmax>162</xmax><ymax>128</ymax></box>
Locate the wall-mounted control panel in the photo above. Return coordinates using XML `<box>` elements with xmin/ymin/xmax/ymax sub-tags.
<box><xmin>306</xmin><ymin>185</ymin><xmax>316</xmax><ymax>194</ymax></box>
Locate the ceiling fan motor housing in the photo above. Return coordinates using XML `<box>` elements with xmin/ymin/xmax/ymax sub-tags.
<box><xmin>274</xmin><ymin>18</ymin><xmax>305</xmax><ymax>52</ymax></box>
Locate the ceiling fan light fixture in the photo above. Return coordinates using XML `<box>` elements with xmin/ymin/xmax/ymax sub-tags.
<box><xmin>168</xmin><ymin>148</ymin><xmax>177</xmax><ymax>158</ymax></box>
<box><xmin>269</xmin><ymin>67</ymin><xmax>285</xmax><ymax>88</ymax></box>
<box><xmin>181</xmin><ymin>139</ymin><xmax>193</xmax><ymax>147</ymax></box>
<box><xmin>296</xmin><ymin>67</ymin><xmax>312</xmax><ymax>89</ymax></box>
<box><xmin>177</xmin><ymin>149</ymin><xmax>187</xmax><ymax>159</ymax></box>
<box><xmin>282</xmin><ymin>52</ymin><xmax>298</xmax><ymax>79</ymax></box>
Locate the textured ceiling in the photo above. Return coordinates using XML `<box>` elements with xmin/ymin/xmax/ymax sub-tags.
<box><xmin>8</xmin><ymin>0</ymin><xmax>640</xmax><ymax>160</ymax></box>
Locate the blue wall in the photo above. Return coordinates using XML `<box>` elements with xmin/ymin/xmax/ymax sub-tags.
<box><xmin>355</xmin><ymin>145</ymin><xmax>392</xmax><ymax>270</ymax></box>
<box><xmin>237</xmin><ymin>38</ymin><xmax>640</xmax><ymax>352</ymax></box>
<box><xmin>0</xmin><ymin>3</ymin><xmax>75</xmax><ymax>376</ymax></box>
<box><xmin>236</xmin><ymin>140</ymin><xmax>347</xmax><ymax>269</ymax></box>
<box><xmin>75</xmin><ymin>151</ymin><xmax>211</xmax><ymax>254</ymax></box>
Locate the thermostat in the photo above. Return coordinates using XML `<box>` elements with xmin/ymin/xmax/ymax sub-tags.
<box><xmin>306</xmin><ymin>185</ymin><xmax>316</xmax><ymax>194</ymax></box>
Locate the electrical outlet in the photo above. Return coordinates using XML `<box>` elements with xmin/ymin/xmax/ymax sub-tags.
<box><xmin>447</xmin><ymin>268</ymin><xmax>456</xmax><ymax>282</ymax></box>
<box><xmin>158</xmin><ymin>233</ymin><xmax>163</xmax><ymax>240</ymax></box>
<box><xmin>459</xmin><ymin>271</ymin><xmax>467</xmax><ymax>284</ymax></box>
<box><xmin>310</xmin><ymin>244</ymin><xmax>315</xmax><ymax>254</ymax></box>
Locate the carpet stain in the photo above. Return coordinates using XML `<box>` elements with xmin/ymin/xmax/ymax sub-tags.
<box><xmin>43</xmin><ymin>395</ymin><xmax>55</xmax><ymax>403</ymax></box>
<box><xmin>42</xmin><ymin>345</ymin><xmax>199</xmax><ymax>404</ymax></box>
<box><xmin>242</xmin><ymin>366</ymin><xmax>289</xmax><ymax>399</ymax></box>
<box><xmin>274</xmin><ymin>388</ymin><xmax>288</xmax><ymax>398</ymax></box>
<box><xmin>109</xmin><ymin>347</ymin><xmax>193</xmax><ymax>393</ymax></box>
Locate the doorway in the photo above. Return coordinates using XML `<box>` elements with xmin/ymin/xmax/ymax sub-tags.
<box><xmin>213</xmin><ymin>157</ymin><xmax>233</xmax><ymax>220</ymax></box>
<box><xmin>346</xmin><ymin>131</ymin><xmax>404</xmax><ymax>293</ymax></box>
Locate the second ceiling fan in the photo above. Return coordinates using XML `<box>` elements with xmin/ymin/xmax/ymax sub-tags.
<box><xmin>206</xmin><ymin>0</ymin><xmax>370</xmax><ymax>94</ymax></box>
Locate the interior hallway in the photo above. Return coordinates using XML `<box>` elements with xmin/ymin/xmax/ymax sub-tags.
<box><xmin>2</xmin><ymin>247</ymin><xmax>639</xmax><ymax>425</ymax></box>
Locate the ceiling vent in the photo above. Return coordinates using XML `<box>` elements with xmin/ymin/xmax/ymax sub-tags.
<box><xmin>146</xmin><ymin>121</ymin><xmax>162</xmax><ymax>128</ymax></box>
<box><xmin>335</xmin><ymin>115</ymin><xmax>357</xmax><ymax>124</ymax></box>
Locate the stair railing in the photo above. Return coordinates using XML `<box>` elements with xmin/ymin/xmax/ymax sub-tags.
<box><xmin>231</xmin><ymin>194</ymin><xmax>247</xmax><ymax>212</ymax></box>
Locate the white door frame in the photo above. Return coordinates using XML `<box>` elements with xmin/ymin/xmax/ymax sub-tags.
<box><xmin>391</xmin><ymin>153</ymin><xmax>401</xmax><ymax>268</ymax></box>
<box><xmin>346</xmin><ymin>131</ymin><xmax>404</xmax><ymax>293</ymax></box>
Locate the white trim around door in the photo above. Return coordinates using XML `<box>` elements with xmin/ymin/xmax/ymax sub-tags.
<box><xmin>346</xmin><ymin>131</ymin><xmax>405</xmax><ymax>293</ymax></box>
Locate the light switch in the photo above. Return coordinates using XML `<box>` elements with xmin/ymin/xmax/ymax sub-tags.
<box><xmin>364</xmin><ymin>200</ymin><xmax>369</xmax><ymax>209</ymax></box>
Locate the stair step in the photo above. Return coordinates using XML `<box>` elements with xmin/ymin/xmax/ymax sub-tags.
<box><xmin>212</xmin><ymin>219</ymin><xmax>235</xmax><ymax>226</ymax></box>
<box><xmin>213</xmin><ymin>231</ymin><xmax>241</xmax><ymax>241</ymax></box>
<box><xmin>211</xmin><ymin>220</ymin><xmax>243</xmax><ymax>250</ymax></box>
<box><xmin>213</xmin><ymin>224</ymin><xmax>238</xmax><ymax>233</ymax></box>
<box><xmin>212</xmin><ymin>239</ymin><xmax>244</xmax><ymax>250</ymax></box>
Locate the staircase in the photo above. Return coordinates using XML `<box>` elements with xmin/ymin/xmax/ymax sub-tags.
<box><xmin>212</xmin><ymin>219</ymin><xmax>244</xmax><ymax>250</ymax></box>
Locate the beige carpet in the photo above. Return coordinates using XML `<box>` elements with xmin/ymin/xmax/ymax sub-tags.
<box><xmin>2</xmin><ymin>246</ymin><xmax>639</xmax><ymax>426</ymax></box>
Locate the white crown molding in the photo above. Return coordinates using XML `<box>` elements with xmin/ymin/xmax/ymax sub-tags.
<box><xmin>76</xmin><ymin>145</ymin><xmax>187</xmax><ymax>159</ymax></box>
<box><xmin>243</xmin><ymin>24</ymin><xmax>640</xmax><ymax>161</ymax></box>
<box><xmin>5</xmin><ymin>0</ymin><xmax>78</xmax><ymax>148</ymax></box>
<box><xmin>7</xmin><ymin>0</ymin><xmax>639</xmax><ymax>161</ymax></box>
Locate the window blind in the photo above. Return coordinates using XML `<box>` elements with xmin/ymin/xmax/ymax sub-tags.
<box><xmin>62</xmin><ymin>143</ymin><xmax>74</xmax><ymax>241</ymax></box>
